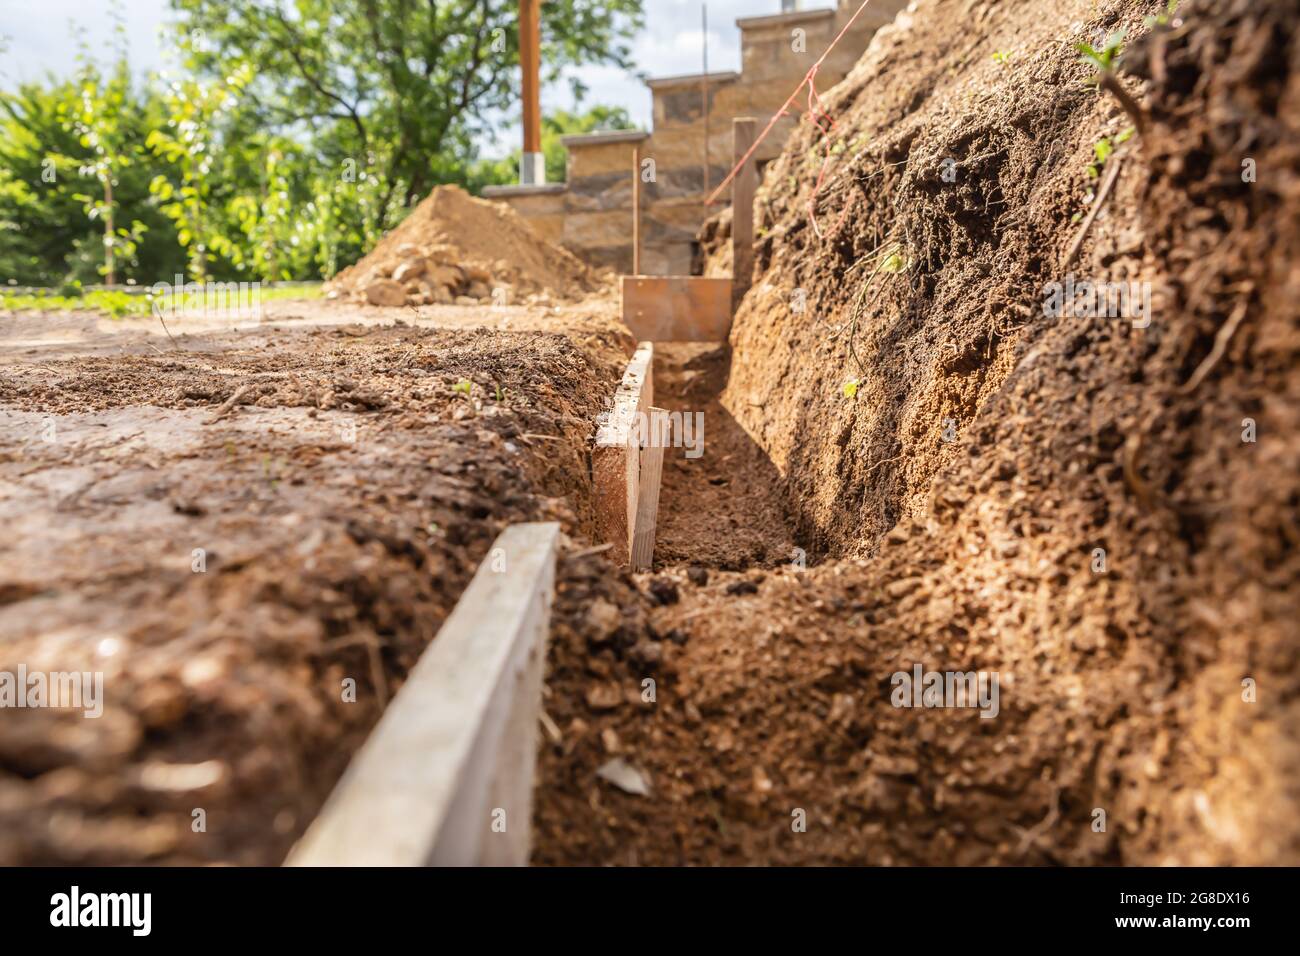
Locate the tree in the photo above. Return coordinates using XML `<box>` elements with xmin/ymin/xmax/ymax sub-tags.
<box><xmin>0</xmin><ymin>74</ymin><xmax>184</xmax><ymax>287</ymax></box>
<box><xmin>169</xmin><ymin>0</ymin><xmax>645</xmax><ymax>228</ymax></box>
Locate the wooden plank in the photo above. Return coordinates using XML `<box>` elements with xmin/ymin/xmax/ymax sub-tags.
<box><xmin>592</xmin><ymin>342</ymin><xmax>653</xmax><ymax>565</ymax></box>
<box><xmin>620</xmin><ymin>275</ymin><xmax>733</xmax><ymax>342</ymax></box>
<box><xmin>630</xmin><ymin>407</ymin><xmax>668</xmax><ymax>571</ymax></box>
<box><xmin>286</xmin><ymin>522</ymin><xmax>561</xmax><ymax>867</ymax></box>
<box><xmin>732</xmin><ymin>116</ymin><xmax>758</xmax><ymax>307</ymax></box>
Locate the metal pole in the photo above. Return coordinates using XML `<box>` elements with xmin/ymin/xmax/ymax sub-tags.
<box><xmin>632</xmin><ymin>144</ymin><xmax>642</xmax><ymax>275</ymax></box>
<box><xmin>701</xmin><ymin>3</ymin><xmax>709</xmax><ymax>196</ymax></box>
<box><xmin>520</xmin><ymin>0</ymin><xmax>544</xmax><ymax>184</ymax></box>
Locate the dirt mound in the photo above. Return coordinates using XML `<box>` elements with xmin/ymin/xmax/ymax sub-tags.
<box><xmin>532</xmin><ymin>0</ymin><xmax>1299</xmax><ymax>866</ymax></box>
<box><xmin>327</xmin><ymin>185</ymin><xmax>597</xmax><ymax>308</ymax></box>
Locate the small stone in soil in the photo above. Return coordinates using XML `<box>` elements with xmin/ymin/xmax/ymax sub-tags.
<box><xmin>630</xmin><ymin>639</ymin><xmax>662</xmax><ymax>666</ymax></box>
<box><xmin>686</xmin><ymin>566</ymin><xmax>708</xmax><ymax>586</ymax></box>
<box><xmin>585</xmin><ymin>597</ymin><xmax>621</xmax><ymax>644</ymax></box>
<box><xmin>648</xmin><ymin>577</ymin><xmax>679</xmax><ymax>605</ymax></box>
<box><xmin>726</xmin><ymin>579</ymin><xmax>760</xmax><ymax>596</ymax></box>
<box><xmin>585</xmin><ymin>683</ymin><xmax>622</xmax><ymax>711</ymax></box>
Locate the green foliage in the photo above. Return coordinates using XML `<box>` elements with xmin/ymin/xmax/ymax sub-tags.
<box><xmin>0</xmin><ymin>288</ymin><xmax>142</xmax><ymax>317</ymax></box>
<box><xmin>170</xmin><ymin>0</ymin><xmax>644</xmax><ymax>223</ymax></box>
<box><xmin>1077</xmin><ymin>30</ymin><xmax>1126</xmax><ymax>76</ymax></box>
<box><xmin>0</xmin><ymin>70</ymin><xmax>186</xmax><ymax>286</ymax></box>
<box><xmin>1</xmin><ymin>0</ymin><xmax>645</xmax><ymax>287</ymax></box>
<box><xmin>880</xmin><ymin>250</ymin><xmax>910</xmax><ymax>274</ymax></box>
<box><xmin>1087</xmin><ymin>136</ymin><xmax>1114</xmax><ymax>178</ymax></box>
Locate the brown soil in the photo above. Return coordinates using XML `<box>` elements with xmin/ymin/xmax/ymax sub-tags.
<box><xmin>649</xmin><ymin>343</ymin><xmax>796</xmax><ymax>570</ymax></box>
<box><xmin>0</xmin><ymin>302</ymin><xmax>629</xmax><ymax>865</ymax></box>
<box><xmin>327</xmin><ymin>185</ymin><xmax>597</xmax><ymax>305</ymax></box>
<box><xmin>1</xmin><ymin>0</ymin><xmax>1294</xmax><ymax>870</ymax></box>
<box><xmin>530</xmin><ymin>0</ymin><xmax>1299</xmax><ymax>866</ymax></box>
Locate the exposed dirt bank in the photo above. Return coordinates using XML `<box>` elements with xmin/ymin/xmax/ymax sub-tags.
<box><xmin>532</xmin><ymin>0</ymin><xmax>1298</xmax><ymax>865</ymax></box>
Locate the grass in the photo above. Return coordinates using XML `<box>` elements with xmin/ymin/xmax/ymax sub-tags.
<box><xmin>0</xmin><ymin>283</ymin><xmax>323</xmax><ymax>318</ymax></box>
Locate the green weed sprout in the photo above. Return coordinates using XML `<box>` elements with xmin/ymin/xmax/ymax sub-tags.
<box><xmin>1088</xmin><ymin>137</ymin><xmax>1114</xmax><ymax>178</ymax></box>
<box><xmin>1077</xmin><ymin>30</ymin><xmax>1125</xmax><ymax>77</ymax></box>
<box><xmin>1078</xmin><ymin>28</ymin><xmax>1147</xmax><ymax>138</ymax></box>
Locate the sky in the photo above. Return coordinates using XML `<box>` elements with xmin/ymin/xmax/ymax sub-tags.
<box><xmin>0</xmin><ymin>0</ymin><xmax>785</xmax><ymax>155</ymax></box>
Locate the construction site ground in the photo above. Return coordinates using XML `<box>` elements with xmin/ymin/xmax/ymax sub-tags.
<box><xmin>1</xmin><ymin>0</ymin><xmax>1296</xmax><ymax>868</ymax></box>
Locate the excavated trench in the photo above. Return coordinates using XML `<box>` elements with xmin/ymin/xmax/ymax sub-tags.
<box><xmin>536</xmin><ymin>343</ymin><xmax>854</xmax><ymax>866</ymax></box>
<box><xmin>533</xmin><ymin>0</ymin><xmax>1300</xmax><ymax>867</ymax></box>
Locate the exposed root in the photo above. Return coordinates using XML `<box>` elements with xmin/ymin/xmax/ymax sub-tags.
<box><xmin>206</xmin><ymin>383</ymin><xmax>252</xmax><ymax>423</ymax></box>
<box><xmin>1178</xmin><ymin>295</ymin><xmax>1251</xmax><ymax>394</ymax></box>
<box><xmin>1063</xmin><ymin>156</ymin><xmax>1124</xmax><ymax>271</ymax></box>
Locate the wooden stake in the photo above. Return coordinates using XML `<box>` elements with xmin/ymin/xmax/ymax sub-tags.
<box><xmin>520</xmin><ymin>0</ymin><xmax>541</xmax><ymax>156</ymax></box>
<box><xmin>631</xmin><ymin>407</ymin><xmax>668</xmax><ymax>571</ymax></box>
<box><xmin>593</xmin><ymin>343</ymin><xmax>654</xmax><ymax>565</ymax></box>
<box><xmin>701</xmin><ymin>3</ymin><xmax>710</xmax><ymax>196</ymax></box>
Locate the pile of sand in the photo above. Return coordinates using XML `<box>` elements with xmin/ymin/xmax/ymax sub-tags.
<box><xmin>327</xmin><ymin>185</ymin><xmax>596</xmax><ymax>308</ymax></box>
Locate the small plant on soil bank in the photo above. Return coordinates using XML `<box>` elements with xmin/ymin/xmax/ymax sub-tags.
<box><xmin>1077</xmin><ymin>27</ymin><xmax>1147</xmax><ymax>138</ymax></box>
<box><xmin>1088</xmin><ymin>137</ymin><xmax>1114</xmax><ymax>179</ymax></box>
<box><xmin>1077</xmin><ymin>30</ymin><xmax>1125</xmax><ymax>76</ymax></box>
<box><xmin>1145</xmin><ymin>0</ymin><xmax>1181</xmax><ymax>29</ymax></box>
<box><xmin>839</xmin><ymin>240</ymin><xmax>914</xmax><ymax>380</ymax></box>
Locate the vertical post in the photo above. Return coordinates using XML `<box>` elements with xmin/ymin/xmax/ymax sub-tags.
<box><xmin>631</xmin><ymin>407</ymin><xmax>667</xmax><ymax>571</ymax></box>
<box><xmin>519</xmin><ymin>0</ymin><xmax>544</xmax><ymax>185</ymax></box>
<box><xmin>701</xmin><ymin>3</ymin><xmax>710</xmax><ymax>197</ymax></box>
<box><xmin>732</xmin><ymin>117</ymin><xmax>757</xmax><ymax>308</ymax></box>
<box><xmin>632</xmin><ymin>143</ymin><xmax>642</xmax><ymax>276</ymax></box>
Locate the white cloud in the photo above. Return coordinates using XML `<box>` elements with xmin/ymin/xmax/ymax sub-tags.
<box><xmin>0</xmin><ymin>0</ymin><xmax>173</xmax><ymax>84</ymax></box>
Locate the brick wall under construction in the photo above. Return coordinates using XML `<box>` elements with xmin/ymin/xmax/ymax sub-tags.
<box><xmin>484</xmin><ymin>0</ymin><xmax>909</xmax><ymax>277</ymax></box>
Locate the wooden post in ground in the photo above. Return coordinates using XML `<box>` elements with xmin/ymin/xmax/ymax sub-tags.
<box><xmin>286</xmin><ymin>522</ymin><xmax>561</xmax><ymax>867</ymax></box>
<box><xmin>592</xmin><ymin>343</ymin><xmax>654</xmax><ymax>565</ymax></box>
<box><xmin>731</xmin><ymin>116</ymin><xmax>758</xmax><ymax>309</ymax></box>
<box><xmin>632</xmin><ymin>143</ymin><xmax>643</xmax><ymax>275</ymax></box>
<box><xmin>630</xmin><ymin>407</ymin><xmax>668</xmax><ymax>571</ymax></box>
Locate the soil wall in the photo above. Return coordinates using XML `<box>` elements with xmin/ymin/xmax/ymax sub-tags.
<box><xmin>689</xmin><ymin>0</ymin><xmax>1300</xmax><ymax>863</ymax></box>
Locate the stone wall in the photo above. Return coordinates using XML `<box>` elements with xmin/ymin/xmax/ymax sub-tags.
<box><xmin>484</xmin><ymin>1</ymin><xmax>908</xmax><ymax>277</ymax></box>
